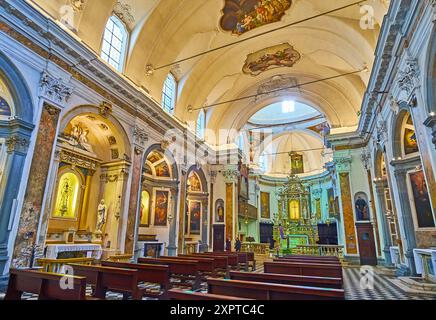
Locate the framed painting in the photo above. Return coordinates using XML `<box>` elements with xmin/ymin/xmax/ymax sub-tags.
<box><xmin>409</xmin><ymin>171</ymin><xmax>435</xmax><ymax>228</ymax></box>
<box><xmin>139</xmin><ymin>190</ymin><xmax>150</xmax><ymax>227</ymax></box>
<box><xmin>153</xmin><ymin>190</ymin><xmax>169</xmax><ymax>226</ymax></box>
<box><xmin>188</xmin><ymin>201</ymin><xmax>201</xmax><ymax>235</ymax></box>
<box><xmin>260</xmin><ymin>192</ymin><xmax>270</xmax><ymax>219</ymax></box>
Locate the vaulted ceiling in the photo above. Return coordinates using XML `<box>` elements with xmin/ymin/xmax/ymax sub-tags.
<box><xmin>30</xmin><ymin>0</ymin><xmax>389</xmax><ymax>147</ymax></box>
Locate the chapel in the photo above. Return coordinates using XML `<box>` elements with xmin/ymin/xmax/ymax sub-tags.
<box><xmin>0</xmin><ymin>0</ymin><xmax>435</xmax><ymax>301</ymax></box>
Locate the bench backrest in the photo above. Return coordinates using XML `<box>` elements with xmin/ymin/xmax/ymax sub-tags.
<box><xmin>199</xmin><ymin>253</ymin><xmax>238</xmax><ymax>266</ymax></box>
<box><xmin>168</xmin><ymin>288</ymin><xmax>253</xmax><ymax>300</ymax></box>
<box><xmin>179</xmin><ymin>254</ymin><xmax>228</xmax><ymax>269</ymax></box>
<box><xmin>207</xmin><ymin>278</ymin><xmax>344</xmax><ymax>300</ymax></box>
<box><xmin>138</xmin><ymin>258</ymin><xmax>198</xmax><ymax>275</ymax></box>
<box><xmin>101</xmin><ymin>261</ymin><xmax>170</xmax><ymax>288</ymax></box>
<box><xmin>229</xmin><ymin>271</ymin><xmax>343</xmax><ymax>289</ymax></box>
<box><xmin>68</xmin><ymin>263</ymin><xmax>139</xmax><ymax>298</ymax></box>
<box><xmin>274</xmin><ymin>258</ymin><xmax>342</xmax><ymax>266</ymax></box>
<box><xmin>159</xmin><ymin>256</ymin><xmax>216</xmax><ymax>272</ymax></box>
<box><xmin>5</xmin><ymin>269</ymin><xmax>87</xmax><ymax>300</ymax></box>
<box><xmin>264</xmin><ymin>261</ymin><xmax>343</xmax><ymax>279</ymax></box>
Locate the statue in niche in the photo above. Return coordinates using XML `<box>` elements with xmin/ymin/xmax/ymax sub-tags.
<box><xmin>59</xmin><ymin>177</ymin><xmax>73</xmax><ymax>217</ymax></box>
<box><xmin>96</xmin><ymin>199</ymin><xmax>107</xmax><ymax>233</ymax></box>
<box><xmin>355</xmin><ymin>196</ymin><xmax>369</xmax><ymax>221</ymax></box>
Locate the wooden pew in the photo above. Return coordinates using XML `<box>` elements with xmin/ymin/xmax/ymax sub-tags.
<box><xmin>168</xmin><ymin>288</ymin><xmax>253</xmax><ymax>300</ymax></box>
<box><xmin>264</xmin><ymin>261</ymin><xmax>343</xmax><ymax>280</ymax></box>
<box><xmin>245</xmin><ymin>252</ymin><xmax>256</xmax><ymax>271</ymax></box>
<box><xmin>68</xmin><ymin>263</ymin><xmax>143</xmax><ymax>300</ymax></box>
<box><xmin>138</xmin><ymin>258</ymin><xmax>201</xmax><ymax>290</ymax></box>
<box><xmin>101</xmin><ymin>261</ymin><xmax>170</xmax><ymax>299</ymax></box>
<box><xmin>200</xmin><ymin>252</ymin><xmax>240</xmax><ymax>270</ymax></box>
<box><xmin>207</xmin><ymin>278</ymin><xmax>345</xmax><ymax>300</ymax></box>
<box><xmin>5</xmin><ymin>269</ymin><xmax>89</xmax><ymax>300</ymax></box>
<box><xmin>229</xmin><ymin>271</ymin><xmax>343</xmax><ymax>289</ymax></box>
<box><xmin>36</xmin><ymin>257</ymin><xmax>94</xmax><ymax>273</ymax></box>
<box><xmin>159</xmin><ymin>256</ymin><xmax>218</xmax><ymax>278</ymax></box>
<box><xmin>214</xmin><ymin>252</ymin><xmax>248</xmax><ymax>271</ymax></box>
<box><xmin>180</xmin><ymin>254</ymin><xmax>230</xmax><ymax>278</ymax></box>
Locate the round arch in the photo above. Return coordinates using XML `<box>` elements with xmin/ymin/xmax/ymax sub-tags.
<box><xmin>0</xmin><ymin>51</ymin><xmax>34</xmax><ymax>123</ymax></box>
<box><xmin>425</xmin><ymin>26</ymin><xmax>436</xmax><ymax>113</ymax></box>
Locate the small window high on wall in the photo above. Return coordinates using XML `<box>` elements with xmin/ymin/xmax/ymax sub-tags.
<box><xmin>162</xmin><ymin>73</ymin><xmax>177</xmax><ymax>114</ymax></box>
<box><xmin>101</xmin><ymin>15</ymin><xmax>128</xmax><ymax>72</ymax></box>
<box><xmin>196</xmin><ymin>110</ymin><xmax>205</xmax><ymax>140</ymax></box>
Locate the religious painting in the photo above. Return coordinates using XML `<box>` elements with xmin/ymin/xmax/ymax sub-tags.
<box><xmin>290</xmin><ymin>152</ymin><xmax>304</xmax><ymax>174</ymax></box>
<box><xmin>220</xmin><ymin>0</ymin><xmax>293</xmax><ymax>35</ymax></box>
<box><xmin>260</xmin><ymin>192</ymin><xmax>270</xmax><ymax>219</ymax></box>
<box><xmin>239</xmin><ymin>164</ymin><xmax>249</xmax><ymax>200</ymax></box>
<box><xmin>403</xmin><ymin>114</ymin><xmax>419</xmax><ymax>155</ymax></box>
<box><xmin>155</xmin><ymin>161</ymin><xmax>171</xmax><ymax>177</ymax></box>
<box><xmin>153</xmin><ymin>190</ymin><xmax>169</xmax><ymax>226</ymax></box>
<box><xmin>52</xmin><ymin>171</ymin><xmax>81</xmax><ymax>219</ymax></box>
<box><xmin>188</xmin><ymin>172</ymin><xmax>202</xmax><ymax>192</ymax></box>
<box><xmin>215</xmin><ymin>199</ymin><xmax>225</xmax><ymax>223</ymax></box>
<box><xmin>289</xmin><ymin>199</ymin><xmax>300</xmax><ymax>220</ymax></box>
<box><xmin>409</xmin><ymin>171</ymin><xmax>435</xmax><ymax>228</ymax></box>
<box><xmin>0</xmin><ymin>96</ymin><xmax>11</xmax><ymax>117</ymax></box>
<box><xmin>242</xmin><ymin>43</ymin><xmax>301</xmax><ymax>76</ymax></box>
<box><xmin>139</xmin><ymin>190</ymin><xmax>150</xmax><ymax>227</ymax></box>
<box><xmin>188</xmin><ymin>201</ymin><xmax>201</xmax><ymax>235</ymax></box>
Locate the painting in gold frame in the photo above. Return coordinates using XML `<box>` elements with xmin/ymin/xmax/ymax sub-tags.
<box><xmin>154</xmin><ymin>190</ymin><xmax>169</xmax><ymax>226</ymax></box>
<box><xmin>260</xmin><ymin>192</ymin><xmax>270</xmax><ymax>219</ymax></box>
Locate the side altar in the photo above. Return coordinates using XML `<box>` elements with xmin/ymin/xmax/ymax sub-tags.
<box><xmin>272</xmin><ymin>174</ymin><xmax>319</xmax><ymax>255</ymax></box>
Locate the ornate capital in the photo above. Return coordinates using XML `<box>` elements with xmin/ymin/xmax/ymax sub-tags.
<box><xmin>397</xmin><ymin>58</ymin><xmax>420</xmax><ymax>99</ymax></box>
<box><xmin>222</xmin><ymin>168</ymin><xmax>240</xmax><ymax>183</ymax></box>
<box><xmin>39</xmin><ymin>71</ymin><xmax>73</xmax><ymax>105</ymax></box>
<box><xmin>132</xmin><ymin>125</ymin><xmax>148</xmax><ymax>147</ymax></box>
<box><xmin>6</xmin><ymin>136</ymin><xmax>30</xmax><ymax>154</ymax></box>
<box><xmin>333</xmin><ymin>155</ymin><xmax>352</xmax><ymax>173</ymax></box>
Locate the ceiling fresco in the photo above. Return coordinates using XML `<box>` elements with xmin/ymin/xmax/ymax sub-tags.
<box><xmin>220</xmin><ymin>0</ymin><xmax>293</xmax><ymax>35</ymax></box>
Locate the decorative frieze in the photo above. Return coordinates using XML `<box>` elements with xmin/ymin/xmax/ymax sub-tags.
<box><xmin>59</xmin><ymin>149</ymin><xmax>97</xmax><ymax>170</ymax></box>
<box><xmin>39</xmin><ymin>71</ymin><xmax>73</xmax><ymax>105</ymax></box>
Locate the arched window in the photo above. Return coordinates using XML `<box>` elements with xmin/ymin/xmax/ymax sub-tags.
<box><xmin>162</xmin><ymin>73</ymin><xmax>177</xmax><ymax>114</ymax></box>
<box><xmin>196</xmin><ymin>110</ymin><xmax>205</xmax><ymax>140</ymax></box>
<box><xmin>101</xmin><ymin>15</ymin><xmax>128</xmax><ymax>72</ymax></box>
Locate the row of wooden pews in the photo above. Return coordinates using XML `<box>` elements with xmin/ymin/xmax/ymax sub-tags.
<box><xmin>168</xmin><ymin>254</ymin><xmax>345</xmax><ymax>300</ymax></box>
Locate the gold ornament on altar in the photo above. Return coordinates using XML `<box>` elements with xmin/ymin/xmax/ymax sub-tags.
<box><xmin>273</xmin><ymin>174</ymin><xmax>319</xmax><ymax>252</ymax></box>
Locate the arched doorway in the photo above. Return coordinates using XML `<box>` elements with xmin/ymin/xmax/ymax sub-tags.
<box><xmin>182</xmin><ymin>167</ymin><xmax>209</xmax><ymax>253</ymax></box>
<box><xmin>138</xmin><ymin>145</ymin><xmax>179</xmax><ymax>257</ymax></box>
<box><xmin>391</xmin><ymin>109</ymin><xmax>436</xmax><ymax>274</ymax></box>
<box><xmin>42</xmin><ymin>109</ymin><xmax>131</xmax><ymax>259</ymax></box>
<box><xmin>0</xmin><ymin>52</ymin><xmax>34</xmax><ymax>277</ymax></box>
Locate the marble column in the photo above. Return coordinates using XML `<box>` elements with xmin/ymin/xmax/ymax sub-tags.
<box><xmin>200</xmin><ymin>196</ymin><xmax>209</xmax><ymax>252</ymax></box>
<box><xmin>0</xmin><ymin>131</ymin><xmax>31</xmax><ymax>277</ymax></box>
<box><xmin>12</xmin><ymin>103</ymin><xmax>61</xmax><ymax>268</ymax></box>
<box><xmin>374</xmin><ymin>181</ymin><xmax>393</xmax><ymax>266</ymax></box>
<box><xmin>125</xmin><ymin>145</ymin><xmax>145</xmax><ymax>255</ymax></box>
<box><xmin>393</xmin><ymin>168</ymin><xmax>417</xmax><ymax>275</ymax></box>
<box><xmin>167</xmin><ymin>187</ymin><xmax>179</xmax><ymax>257</ymax></box>
<box><xmin>177</xmin><ymin>168</ymin><xmax>187</xmax><ymax>254</ymax></box>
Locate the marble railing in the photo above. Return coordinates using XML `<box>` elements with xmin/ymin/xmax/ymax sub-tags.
<box><xmin>241</xmin><ymin>243</ymin><xmax>269</xmax><ymax>255</ymax></box>
<box><xmin>295</xmin><ymin>245</ymin><xmax>344</xmax><ymax>258</ymax></box>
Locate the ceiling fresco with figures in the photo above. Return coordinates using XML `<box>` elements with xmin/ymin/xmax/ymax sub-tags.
<box><xmin>220</xmin><ymin>0</ymin><xmax>293</xmax><ymax>35</ymax></box>
<box><xmin>29</xmin><ymin>0</ymin><xmax>389</xmax><ymax>156</ymax></box>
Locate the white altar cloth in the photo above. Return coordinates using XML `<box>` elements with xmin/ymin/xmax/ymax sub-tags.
<box><xmin>45</xmin><ymin>244</ymin><xmax>102</xmax><ymax>259</ymax></box>
<box><xmin>413</xmin><ymin>248</ymin><xmax>436</xmax><ymax>275</ymax></box>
